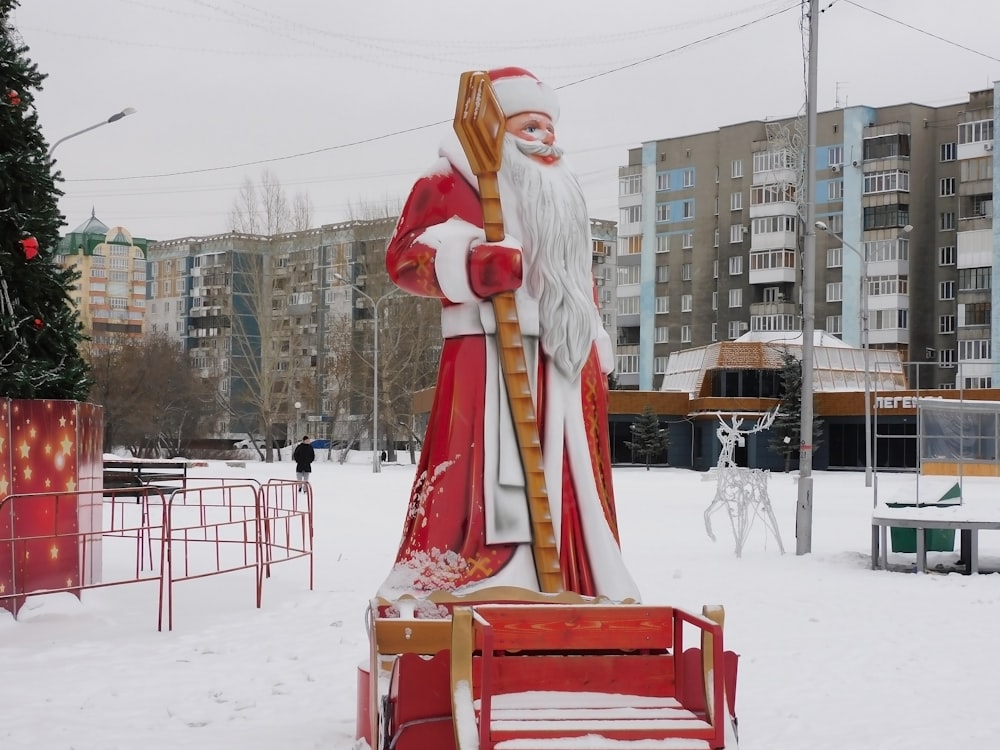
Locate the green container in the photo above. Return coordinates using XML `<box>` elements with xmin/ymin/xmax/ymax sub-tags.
<box><xmin>888</xmin><ymin>526</ymin><xmax>955</xmax><ymax>553</ymax></box>
<box><xmin>886</xmin><ymin>498</ymin><xmax>957</xmax><ymax>553</ymax></box>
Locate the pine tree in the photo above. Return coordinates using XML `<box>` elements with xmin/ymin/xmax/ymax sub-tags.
<box><xmin>625</xmin><ymin>404</ymin><xmax>669</xmax><ymax>470</ymax></box>
<box><xmin>0</xmin><ymin>2</ymin><xmax>90</xmax><ymax>400</ymax></box>
<box><xmin>769</xmin><ymin>348</ymin><xmax>823</xmax><ymax>472</ymax></box>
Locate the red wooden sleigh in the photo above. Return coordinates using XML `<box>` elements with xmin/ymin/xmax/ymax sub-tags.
<box><xmin>358</xmin><ymin>587</ymin><xmax>739</xmax><ymax>750</ymax></box>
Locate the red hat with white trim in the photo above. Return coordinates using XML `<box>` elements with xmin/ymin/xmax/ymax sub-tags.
<box><xmin>488</xmin><ymin>67</ymin><xmax>560</xmax><ymax>122</ymax></box>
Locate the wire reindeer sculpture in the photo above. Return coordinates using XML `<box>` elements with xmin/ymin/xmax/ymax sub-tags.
<box><xmin>704</xmin><ymin>409</ymin><xmax>785</xmax><ymax>557</ymax></box>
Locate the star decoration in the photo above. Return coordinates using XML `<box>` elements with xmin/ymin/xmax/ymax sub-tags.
<box><xmin>18</xmin><ymin>440</ymin><xmax>29</xmax><ymax>459</ymax></box>
<box><xmin>49</xmin><ymin>544</ymin><xmax>59</xmax><ymax>560</ymax></box>
<box><xmin>61</xmin><ymin>436</ymin><xmax>73</xmax><ymax>456</ymax></box>
<box><xmin>23</xmin><ymin>465</ymin><xmax>32</xmax><ymax>480</ymax></box>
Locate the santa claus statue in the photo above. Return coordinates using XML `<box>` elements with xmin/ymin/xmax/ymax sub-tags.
<box><xmin>380</xmin><ymin>67</ymin><xmax>639</xmax><ymax>602</ymax></box>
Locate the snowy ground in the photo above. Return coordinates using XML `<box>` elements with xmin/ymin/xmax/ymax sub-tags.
<box><xmin>2</xmin><ymin>454</ymin><xmax>999</xmax><ymax>749</ymax></box>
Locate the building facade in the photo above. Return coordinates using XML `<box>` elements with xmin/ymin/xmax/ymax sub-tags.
<box><xmin>56</xmin><ymin>211</ymin><xmax>152</xmax><ymax>350</ymax></box>
<box><xmin>617</xmin><ymin>84</ymin><xmax>999</xmax><ymax>393</ymax></box>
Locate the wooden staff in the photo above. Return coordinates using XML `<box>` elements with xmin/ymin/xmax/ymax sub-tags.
<box><xmin>453</xmin><ymin>70</ymin><xmax>561</xmax><ymax>593</ymax></box>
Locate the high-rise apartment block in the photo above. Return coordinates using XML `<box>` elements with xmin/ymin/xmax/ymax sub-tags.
<box><xmin>617</xmin><ymin>85</ymin><xmax>998</xmax><ymax>393</ymax></box>
<box><xmin>56</xmin><ymin>211</ymin><xmax>152</xmax><ymax>350</ymax></box>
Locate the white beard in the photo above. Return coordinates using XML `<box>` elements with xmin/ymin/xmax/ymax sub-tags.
<box><xmin>498</xmin><ymin>134</ymin><xmax>597</xmax><ymax>380</ymax></box>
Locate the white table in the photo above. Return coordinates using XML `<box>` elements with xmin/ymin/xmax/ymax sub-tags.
<box><xmin>871</xmin><ymin>500</ymin><xmax>1000</xmax><ymax>574</ymax></box>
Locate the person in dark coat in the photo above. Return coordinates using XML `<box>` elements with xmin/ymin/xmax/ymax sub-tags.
<box><xmin>292</xmin><ymin>435</ymin><xmax>315</xmax><ymax>493</ymax></box>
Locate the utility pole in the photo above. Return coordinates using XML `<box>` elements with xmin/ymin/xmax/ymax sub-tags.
<box><xmin>796</xmin><ymin>0</ymin><xmax>820</xmax><ymax>555</ymax></box>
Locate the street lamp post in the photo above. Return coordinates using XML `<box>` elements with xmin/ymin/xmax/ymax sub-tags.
<box><xmin>816</xmin><ymin>221</ymin><xmax>912</xmax><ymax>489</ymax></box>
<box><xmin>333</xmin><ymin>272</ymin><xmax>399</xmax><ymax>473</ymax></box>
<box><xmin>294</xmin><ymin>400</ymin><xmax>302</xmax><ymax>445</ymax></box>
<box><xmin>47</xmin><ymin>107</ymin><xmax>137</xmax><ymax>158</ymax></box>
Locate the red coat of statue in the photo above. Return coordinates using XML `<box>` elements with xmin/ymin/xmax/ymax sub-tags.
<box><xmin>379</xmin><ymin>69</ymin><xmax>639</xmax><ymax>602</ymax></box>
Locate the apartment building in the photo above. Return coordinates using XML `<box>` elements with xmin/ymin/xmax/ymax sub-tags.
<box><xmin>56</xmin><ymin>210</ymin><xmax>152</xmax><ymax>350</ymax></box>
<box><xmin>617</xmin><ymin>84</ymin><xmax>999</xmax><ymax>392</ymax></box>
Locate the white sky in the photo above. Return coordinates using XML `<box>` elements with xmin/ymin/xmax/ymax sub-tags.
<box><xmin>2</xmin><ymin>456</ymin><xmax>999</xmax><ymax>748</ymax></box>
<box><xmin>14</xmin><ymin>0</ymin><xmax>1000</xmax><ymax>241</ymax></box>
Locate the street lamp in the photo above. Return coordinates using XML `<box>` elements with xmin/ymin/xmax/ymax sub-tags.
<box><xmin>294</xmin><ymin>401</ymin><xmax>302</xmax><ymax>445</ymax></box>
<box><xmin>815</xmin><ymin>221</ymin><xmax>912</xmax><ymax>489</ymax></box>
<box><xmin>48</xmin><ymin>107</ymin><xmax>137</xmax><ymax>159</ymax></box>
<box><xmin>333</xmin><ymin>272</ymin><xmax>399</xmax><ymax>473</ymax></box>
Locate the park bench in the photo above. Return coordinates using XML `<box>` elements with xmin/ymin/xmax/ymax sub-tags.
<box><xmin>102</xmin><ymin>459</ymin><xmax>189</xmax><ymax>495</ymax></box>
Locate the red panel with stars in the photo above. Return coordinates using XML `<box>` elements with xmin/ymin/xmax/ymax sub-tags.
<box><xmin>0</xmin><ymin>399</ymin><xmax>105</xmax><ymax>614</ymax></box>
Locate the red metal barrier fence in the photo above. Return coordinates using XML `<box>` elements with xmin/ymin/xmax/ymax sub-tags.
<box><xmin>0</xmin><ymin>477</ymin><xmax>312</xmax><ymax>630</ymax></box>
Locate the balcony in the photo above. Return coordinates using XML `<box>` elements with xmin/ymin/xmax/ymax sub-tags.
<box><xmin>749</xmin><ymin>249</ymin><xmax>796</xmax><ymax>285</ymax></box>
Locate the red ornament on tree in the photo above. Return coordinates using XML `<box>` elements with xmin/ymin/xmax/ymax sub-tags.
<box><xmin>20</xmin><ymin>236</ymin><xmax>38</xmax><ymax>260</ymax></box>
<box><xmin>33</xmin><ymin>318</ymin><xmax>44</xmax><ymax>329</ymax></box>
<box><xmin>7</xmin><ymin>89</ymin><xmax>20</xmax><ymax>106</ymax></box>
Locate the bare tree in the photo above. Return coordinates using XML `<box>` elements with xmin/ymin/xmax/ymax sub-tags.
<box><xmin>229</xmin><ymin>169</ymin><xmax>292</xmax><ymax>235</ymax></box>
<box><xmin>87</xmin><ymin>333</ymin><xmax>221</xmax><ymax>457</ymax></box>
<box><xmin>291</xmin><ymin>191</ymin><xmax>313</xmax><ymax>231</ymax></box>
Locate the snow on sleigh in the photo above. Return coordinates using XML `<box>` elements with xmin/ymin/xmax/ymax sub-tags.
<box><xmin>356</xmin><ymin>586</ymin><xmax>739</xmax><ymax>750</ymax></box>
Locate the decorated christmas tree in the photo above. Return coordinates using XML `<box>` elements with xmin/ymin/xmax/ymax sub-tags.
<box><xmin>0</xmin><ymin>0</ymin><xmax>89</xmax><ymax>400</ymax></box>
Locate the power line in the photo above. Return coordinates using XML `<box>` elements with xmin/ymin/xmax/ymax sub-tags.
<box><xmin>67</xmin><ymin>2</ymin><xmax>799</xmax><ymax>184</ymax></box>
<box><xmin>842</xmin><ymin>1</ymin><xmax>1000</xmax><ymax>65</ymax></box>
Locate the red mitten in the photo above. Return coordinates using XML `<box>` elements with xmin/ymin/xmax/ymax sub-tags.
<box><xmin>469</xmin><ymin>240</ymin><xmax>523</xmax><ymax>298</ymax></box>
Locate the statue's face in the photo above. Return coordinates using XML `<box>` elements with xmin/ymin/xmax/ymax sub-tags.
<box><xmin>505</xmin><ymin>112</ymin><xmax>558</xmax><ymax>164</ymax></box>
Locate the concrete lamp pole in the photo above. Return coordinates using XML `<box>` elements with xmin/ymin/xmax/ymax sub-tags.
<box><xmin>48</xmin><ymin>107</ymin><xmax>137</xmax><ymax>158</ymax></box>
<box><xmin>333</xmin><ymin>273</ymin><xmax>399</xmax><ymax>473</ymax></box>
<box><xmin>815</xmin><ymin>221</ymin><xmax>911</xmax><ymax>490</ymax></box>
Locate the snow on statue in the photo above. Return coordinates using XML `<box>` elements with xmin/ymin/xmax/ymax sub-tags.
<box><xmin>379</xmin><ymin>67</ymin><xmax>639</xmax><ymax>601</ymax></box>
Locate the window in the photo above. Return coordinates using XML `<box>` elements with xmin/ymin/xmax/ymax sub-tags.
<box><xmin>961</xmin><ymin>302</ymin><xmax>991</xmax><ymax>326</ymax></box>
<box><xmin>618</xmin><ymin>265</ymin><xmax>642</xmax><ymax>286</ymax></box>
<box><xmin>939</xmin><ymin>246</ymin><xmax>956</xmax><ymax>265</ymax></box>
<box><xmin>655</xmin><ymin>295</ymin><xmax>669</xmax><ymax>314</ymax></box>
<box><xmin>620</xmin><ymin>173</ymin><xmax>642</xmax><ymax>195</ymax></box>
<box><xmin>656</xmin><ymin>265</ymin><xmax>670</xmax><ymax>283</ymax></box>
<box><xmin>958</xmin><ymin>339</ymin><xmax>991</xmax><ymax>361</ymax></box>
<box><xmin>682</xmin><ymin>169</ymin><xmax>695</xmax><ymax>188</ymax></box>
<box><xmin>958</xmin><ymin>119</ymin><xmax>994</xmax><ymax>144</ymax></box>
<box><xmin>713</xmin><ymin>260</ymin><xmax>719</xmax><ymax>278</ymax></box>
<box><xmin>939</xmin><ymin>280</ymin><xmax>955</xmax><ymax>300</ymax></box>
<box><xmin>958</xmin><ymin>267</ymin><xmax>991</xmax><ymax>291</ymax></box>
<box><xmin>939</xmin><ymin>349</ymin><xmax>956</xmax><ymax>368</ymax></box>
<box><xmin>823</xmin><ymin>214</ymin><xmax>843</xmax><ymax>234</ymax></box>
<box><xmin>863</xmin><ymin>238</ymin><xmax>909</xmax><ymax>262</ymax></box>
<box><xmin>964</xmin><ymin>376</ymin><xmax>993</xmax><ymax>389</ymax></box>
<box><xmin>728</xmin><ymin>288</ymin><xmax>743</xmax><ymax>308</ymax></box>
<box><xmin>621</xmin><ymin>205</ymin><xmax>642</xmax><ymax>224</ymax></box>
<box><xmin>863</xmin><ymin>133</ymin><xmax>910</xmax><ymax>159</ymax></box>
<box><xmin>872</xmin><ymin>309</ymin><xmax>907</xmax><ymax>331</ymax></box>
<box><xmin>750</xmin><ymin>250</ymin><xmax>796</xmax><ymax>271</ymax></box>
<box><xmin>862</xmin><ymin>204</ymin><xmax>909</xmax><ymax>230</ymax></box>
<box><xmin>863</xmin><ymin>170</ymin><xmax>910</xmax><ymax>194</ymax></box>
<box><xmin>939</xmin><ymin>315</ymin><xmax>955</xmax><ymax>333</ymax></box>
<box><xmin>751</xmin><ymin>215</ymin><xmax>797</xmax><ymax>235</ymax></box>
<box><xmin>654</xmin><ymin>326</ymin><xmax>669</xmax><ymax>343</ymax></box>
<box><xmin>619</xmin><ymin>235</ymin><xmax>642</xmax><ymax>255</ymax></box>
<box><xmin>655</xmin><ymin>172</ymin><xmax>669</xmax><ymax>191</ymax></box>
<box><xmin>714</xmin><ymin>228</ymin><xmax>719</xmax><ymax>248</ymax></box>
<box><xmin>681</xmin><ymin>263</ymin><xmax>692</xmax><ymax>281</ymax></box>
<box><xmin>826</xmin><ymin>315</ymin><xmax>842</xmax><ymax>334</ymax></box>
<box><xmin>941</xmin><ymin>142</ymin><xmax>956</xmax><ymax>161</ymax></box>
<box><xmin>714</xmin><ymin>197</ymin><xmax>719</xmax><ymax>216</ymax></box>
<box><xmin>940</xmin><ymin>212</ymin><xmax>955</xmax><ymax>230</ymax></box>
<box><xmin>712</xmin><ymin>291</ymin><xmax>718</xmax><ymax>310</ymax></box>
<box><xmin>826</xmin><ymin>246</ymin><xmax>843</xmax><ymax>268</ymax></box>
<box><xmin>828</xmin><ymin>145</ymin><xmax>844</xmax><ymax>167</ymax></box>
<box><xmin>940</xmin><ymin>177</ymin><xmax>956</xmax><ymax>196</ymax></box>
<box><xmin>682</xmin><ymin>232</ymin><xmax>694</xmax><ymax>249</ymax></box>
<box><xmin>763</xmin><ymin>286</ymin><xmax>780</xmax><ymax>303</ymax></box>
<box><xmin>960</xmin><ymin>157</ymin><xmax>993</xmax><ymax>182</ymax></box>
<box><xmin>750</xmin><ymin>184</ymin><xmax>796</xmax><ymax>206</ymax></box>
<box><xmin>616</xmin><ymin>354</ymin><xmax>639</xmax><ymax>374</ymax></box>
<box><xmin>681</xmin><ymin>200</ymin><xmax>694</xmax><ymax>220</ymax></box>
<box><xmin>731</xmin><ymin>159</ymin><xmax>743</xmax><ymax>178</ymax></box>
<box><xmin>656</xmin><ymin>234</ymin><xmax>670</xmax><ymax>253</ymax></box>
<box><xmin>826</xmin><ymin>282</ymin><xmax>843</xmax><ymax>302</ymax></box>
<box><xmin>656</xmin><ymin>203</ymin><xmax>670</xmax><ymax>222</ymax></box>
<box><xmin>827</xmin><ymin>180</ymin><xmax>844</xmax><ymax>201</ymax></box>
<box><xmin>681</xmin><ymin>294</ymin><xmax>693</xmax><ymax>312</ymax></box>
<box><xmin>617</xmin><ymin>296</ymin><xmax>640</xmax><ymax>315</ymax></box>
<box><xmin>654</xmin><ymin>356</ymin><xmax>669</xmax><ymax>374</ymax></box>
<box><xmin>711</xmin><ymin>322</ymin><xmax>718</xmax><ymax>342</ymax></box>
<box><xmin>729</xmin><ymin>224</ymin><xmax>744</xmax><ymax>243</ymax></box>
<box><xmin>727</xmin><ymin>321</ymin><xmax>742</xmax><ymax>339</ymax></box>
<box><xmin>753</xmin><ymin>149</ymin><xmax>795</xmax><ymax>173</ymax></box>
<box><xmin>681</xmin><ymin>325</ymin><xmax>692</xmax><ymax>343</ymax></box>
<box><xmin>730</xmin><ymin>192</ymin><xmax>743</xmax><ymax>211</ymax></box>
<box><xmin>729</xmin><ymin>256</ymin><xmax>743</xmax><ymax>275</ymax></box>
<box><xmin>867</xmin><ymin>275</ymin><xmax>908</xmax><ymax>296</ymax></box>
